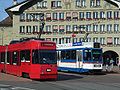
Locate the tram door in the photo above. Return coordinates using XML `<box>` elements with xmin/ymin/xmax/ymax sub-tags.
<box><xmin>76</xmin><ymin>50</ymin><xmax>83</xmax><ymax>68</ymax></box>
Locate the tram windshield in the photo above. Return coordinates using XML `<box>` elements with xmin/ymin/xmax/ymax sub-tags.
<box><xmin>32</xmin><ymin>50</ymin><xmax>57</xmax><ymax>64</ymax></box>
<box><xmin>92</xmin><ymin>49</ymin><xmax>102</xmax><ymax>61</ymax></box>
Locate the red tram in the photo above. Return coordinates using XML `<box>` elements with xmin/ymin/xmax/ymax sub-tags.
<box><xmin>0</xmin><ymin>38</ymin><xmax>57</xmax><ymax>80</ymax></box>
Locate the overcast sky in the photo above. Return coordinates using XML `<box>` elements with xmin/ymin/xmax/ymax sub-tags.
<box><xmin>0</xmin><ymin>0</ymin><xmax>24</xmax><ymax>21</ymax></box>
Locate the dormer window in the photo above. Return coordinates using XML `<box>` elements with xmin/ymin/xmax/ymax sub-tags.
<box><xmin>37</xmin><ymin>1</ymin><xmax>47</xmax><ymax>8</ymax></box>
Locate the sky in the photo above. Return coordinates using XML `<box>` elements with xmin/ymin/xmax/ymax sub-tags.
<box><xmin>0</xmin><ymin>0</ymin><xmax>24</xmax><ymax>21</ymax></box>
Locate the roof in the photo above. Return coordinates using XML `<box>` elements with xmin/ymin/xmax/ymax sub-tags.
<box><xmin>105</xmin><ymin>0</ymin><xmax>120</xmax><ymax>9</ymax></box>
<box><xmin>0</xmin><ymin>17</ymin><xmax>12</xmax><ymax>27</ymax></box>
<box><xmin>5</xmin><ymin>0</ymin><xmax>43</xmax><ymax>18</ymax></box>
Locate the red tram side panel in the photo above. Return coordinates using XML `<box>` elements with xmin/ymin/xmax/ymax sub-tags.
<box><xmin>0</xmin><ymin>40</ymin><xmax>57</xmax><ymax>80</ymax></box>
<box><xmin>0</xmin><ymin>45</ymin><xmax>6</xmax><ymax>72</ymax></box>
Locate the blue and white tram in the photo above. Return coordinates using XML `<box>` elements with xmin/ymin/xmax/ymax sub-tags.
<box><xmin>57</xmin><ymin>42</ymin><xmax>103</xmax><ymax>73</ymax></box>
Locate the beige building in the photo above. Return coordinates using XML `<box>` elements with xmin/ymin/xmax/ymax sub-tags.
<box><xmin>0</xmin><ymin>0</ymin><xmax>120</xmax><ymax>65</ymax></box>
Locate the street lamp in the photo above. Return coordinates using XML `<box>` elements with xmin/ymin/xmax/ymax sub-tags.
<box><xmin>38</xmin><ymin>21</ymin><xmax>45</xmax><ymax>39</ymax></box>
<box><xmin>30</xmin><ymin>13</ymin><xmax>45</xmax><ymax>39</ymax></box>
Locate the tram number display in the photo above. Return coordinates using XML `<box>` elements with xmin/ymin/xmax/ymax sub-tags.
<box><xmin>94</xmin><ymin>64</ymin><xmax>101</xmax><ymax>67</ymax></box>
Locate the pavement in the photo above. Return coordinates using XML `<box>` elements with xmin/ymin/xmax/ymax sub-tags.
<box><xmin>102</xmin><ymin>65</ymin><xmax>120</xmax><ymax>73</ymax></box>
<box><xmin>0</xmin><ymin>66</ymin><xmax>120</xmax><ymax>90</ymax></box>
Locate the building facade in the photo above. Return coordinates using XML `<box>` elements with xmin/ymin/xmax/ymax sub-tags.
<box><xmin>1</xmin><ymin>0</ymin><xmax>120</xmax><ymax>65</ymax></box>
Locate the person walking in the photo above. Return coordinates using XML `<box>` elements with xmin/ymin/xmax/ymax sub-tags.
<box><xmin>118</xmin><ymin>60</ymin><xmax>120</xmax><ymax>70</ymax></box>
<box><xmin>109</xmin><ymin>58</ymin><xmax>114</xmax><ymax>72</ymax></box>
<box><xmin>105</xmin><ymin>58</ymin><xmax>109</xmax><ymax>72</ymax></box>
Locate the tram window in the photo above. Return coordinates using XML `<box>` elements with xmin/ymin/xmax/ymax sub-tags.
<box><xmin>7</xmin><ymin>52</ymin><xmax>11</xmax><ymax>64</ymax></box>
<box><xmin>12</xmin><ymin>51</ymin><xmax>18</xmax><ymax>65</ymax></box>
<box><xmin>66</xmin><ymin>50</ymin><xmax>71</xmax><ymax>59</ymax></box>
<box><xmin>71</xmin><ymin>50</ymin><xmax>76</xmax><ymax>59</ymax></box>
<box><xmin>20</xmin><ymin>50</ymin><xmax>30</xmax><ymax>62</ymax></box>
<box><xmin>1</xmin><ymin>52</ymin><xmax>5</xmax><ymax>63</ymax></box>
<box><xmin>77</xmin><ymin>50</ymin><xmax>82</xmax><ymax>61</ymax></box>
<box><xmin>32</xmin><ymin>50</ymin><xmax>39</xmax><ymax>64</ymax></box>
<box><xmin>61</xmin><ymin>51</ymin><xmax>66</xmax><ymax>59</ymax></box>
<box><xmin>57</xmin><ymin>51</ymin><xmax>60</xmax><ymax>60</ymax></box>
<box><xmin>84</xmin><ymin>50</ymin><xmax>91</xmax><ymax>60</ymax></box>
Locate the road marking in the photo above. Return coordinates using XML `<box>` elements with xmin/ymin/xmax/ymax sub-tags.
<box><xmin>12</xmin><ymin>87</ymin><xmax>35</xmax><ymax>90</ymax></box>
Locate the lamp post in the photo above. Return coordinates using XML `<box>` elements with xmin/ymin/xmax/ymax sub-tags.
<box><xmin>38</xmin><ymin>21</ymin><xmax>45</xmax><ymax>39</ymax></box>
<box><xmin>30</xmin><ymin>13</ymin><xmax>45</xmax><ymax>39</ymax></box>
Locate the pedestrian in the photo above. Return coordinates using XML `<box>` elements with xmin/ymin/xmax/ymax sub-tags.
<box><xmin>109</xmin><ymin>58</ymin><xmax>114</xmax><ymax>72</ymax></box>
<box><xmin>105</xmin><ymin>58</ymin><xmax>109</xmax><ymax>72</ymax></box>
<box><xmin>118</xmin><ymin>60</ymin><xmax>120</xmax><ymax>70</ymax></box>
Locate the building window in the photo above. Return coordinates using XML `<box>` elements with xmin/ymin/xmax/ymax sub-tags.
<box><xmin>37</xmin><ymin>2</ymin><xmax>42</xmax><ymax>8</ymax></box>
<box><xmin>46</xmin><ymin>25</ymin><xmax>51</xmax><ymax>33</ymax></box>
<box><xmin>114</xmin><ymin>24</ymin><xmax>119</xmax><ymax>32</ymax></box>
<box><xmin>86</xmin><ymin>24</ymin><xmax>91</xmax><ymax>32</ymax></box>
<box><xmin>86</xmin><ymin>38</ymin><xmax>91</xmax><ymax>42</ymax></box>
<box><xmin>66</xmin><ymin>38</ymin><xmax>71</xmax><ymax>43</ymax></box>
<box><xmin>53</xmin><ymin>38</ymin><xmax>58</xmax><ymax>44</ymax></box>
<box><xmin>73</xmin><ymin>25</ymin><xmax>78</xmax><ymax>32</ymax></box>
<box><xmin>46</xmin><ymin>13</ymin><xmax>51</xmax><ymax>21</ymax></box>
<box><xmin>114</xmin><ymin>37</ymin><xmax>119</xmax><ymax>45</ymax></box>
<box><xmin>53</xmin><ymin>12</ymin><xmax>58</xmax><ymax>20</ymax></box>
<box><xmin>66</xmin><ymin>12</ymin><xmax>71</xmax><ymax>21</ymax></box>
<box><xmin>79</xmin><ymin>25</ymin><xmax>85</xmax><ymax>32</ymax></box>
<box><xmin>51</xmin><ymin>1</ymin><xmax>62</xmax><ymax>8</ymax></box>
<box><xmin>76</xmin><ymin>0</ymin><xmax>81</xmax><ymax>7</ymax></box>
<box><xmin>33</xmin><ymin>26</ymin><xmax>38</xmax><ymax>34</ymax></box>
<box><xmin>72</xmin><ymin>12</ymin><xmax>78</xmax><ymax>20</ymax></box>
<box><xmin>66</xmin><ymin>25</ymin><xmax>71</xmax><ymax>33</ymax></box>
<box><xmin>20</xmin><ymin>13</ymin><xmax>25</xmax><ymax>22</ymax></box>
<box><xmin>26</xmin><ymin>26</ymin><xmax>32</xmax><ymax>33</ymax></box>
<box><xmin>57</xmin><ymin>1</ymin><xmax>62</xmax><ymax>8</ymax></box>
<box><xmin>73</xmin><ymin>38</ymin><xmax>78</xmax><ymax>43</ymax></box>
<box><xmin>114</xmin><ymin>11</ymin><xmax>119</xmax><ymax>19</ymax></box>
<box><xmin>81</xmin><ymin>0</ymin><xmax>86</xmax><ymax>7</ymax></box>
<box><xmin>100</xmin><ymin>37</ymin><xmax>105</xmax><ymax>45</ymax></box>
<box><xmin>107</xmin><ymin>24</ymin><xmax>112</xmax><ymax>32</ymax></box>
<box><xmin>59</xmin><ymin>38</ymin><xmax>64</xmax><ymax>44</ymax></box>
<box><xmin>37</xmin><ymin>1</ymin><xmax>47</xmax><ymax>8</ymax></box>
<box><xmin>59</xmin><ymin>25</ymin><xmax>64</xmax><ymax>34</ymax></box>
<box><xmin>59</xmin><ymin>12</ymin><xmax>64</xmax><ymax>20</ymax></box>
<box><xmin>26</xmin><ymin>13</ymin><xmax>31</xmax><ymax>22</ymax></box>
<box><xmin>100</xmin><ymin>24</ymin><xmax>105</xmax><ymax>32</ymax></box>
<box><xmin>96</xmin><ymin>0</ymin><xmax>100</xmax><ymax>6</ymax></box>
<box><xmin>93</xmin><ymin>12</ymin><xmax>98</xmax><ymax>19</ymax></box>
<box><xmin>93</xmin><ymin>25</ymin><xmax>98</xmax><ymax>32</ymax></box>
<box><xmin>79</xmin><ymin>12</ymin><xmax>85</xmax><ymax>20</ymax></box>
<box><xmin>107</xmin><ymin>11</ymin><xmax>112</xmax><ymax>19</ymax></box>
<box><xmin>93</xmin><ymin>37</ymin><xmax>98</xmax><ymax>42</ymax></box>
<box><xmin>100</xmin><ymin>11</ymin><xmax>105</xmax><ymax>19</ymax></box>
<box><xmin>86</xmin><ymin>12</ymin><xmax>91</xmax><ymax>20</ymax></box>
<box><xmin>90</xmin><ymin>0</ymin><xmax>95</xmax><ymax>7</ymax></box>
<box><xmin>53</xmin><ymin>25</ymin><xmax>58</xmax><ymax>33</ymax></box>
<box><xmin>20</xmin><ymin>26</ymin><xmax>25</xmax><ymax>34</ymax></box>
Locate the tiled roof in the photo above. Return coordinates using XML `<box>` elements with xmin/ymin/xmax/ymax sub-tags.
<box><xmin>0</xmin><ymin>17</ymin><xmax>12</xmax><ymax>27</ymax></box>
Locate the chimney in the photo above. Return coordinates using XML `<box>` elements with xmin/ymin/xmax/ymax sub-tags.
<box><xmin>13</xmin><ymin>0</ymin><xmax>17</xmax><ymax>5</ymax></box>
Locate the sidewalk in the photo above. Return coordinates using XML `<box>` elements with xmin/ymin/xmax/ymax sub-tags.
<box><xmin>102</xmin><ymin>66</ymin><xmax>120</xmax><ymax>73</ymax></box>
